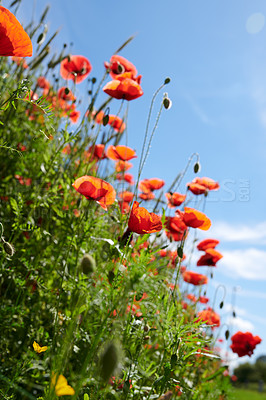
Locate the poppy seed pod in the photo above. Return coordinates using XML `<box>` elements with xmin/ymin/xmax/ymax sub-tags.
<box><xmin>194</xmin><ymin>161</ymin><xmax>201</xmax><ymax>173</ymax></box>
<box><xmin>163</xmin><ymin>95</ymin><xmax>172</xmax><ymax>110</ymax></box>
<box><xmin>99</xmin><ymin>342</ymin><xmax>120</xmax><ymax>382</ymax></box>
<box><xmin>79</xmin><ymin>254</ymin><xmax>96</xmax><ymax>274</ymax></box>
<box><xmin>2</xmin><ymin>239</ymin><xmax>15</xmax><ymax>257</ymax></box>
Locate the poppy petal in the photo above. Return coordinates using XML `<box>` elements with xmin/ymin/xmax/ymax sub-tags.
<box><xmin>0</xmin><ymin>6</ymin><xmax>32</xmax><ymax>57</ymax></box>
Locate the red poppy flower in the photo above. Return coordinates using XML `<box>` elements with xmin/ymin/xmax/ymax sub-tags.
<box><xmin>58</xmin><ymin>87</ymin><xmax>76</xmax><ymax>102</ymax></box>
<box><xmin>119</xmin><ymin>191</ymin><xmax>134</xmax><ymax>203</ymax></box>
<box><xmin>85</xmin><ymin>109</ymin><xmax>101</xmax><ymax>121</ymax></box>
<box><xmin>197</xmin><ymin>307</ymin><xmax>220</xmax><ymax>329</ymax></box>
<box><xmin>108</xmin><ymin>114</ymin><xmax>126</xmax><ymax>133</ymax></box>
<box><xmin>115</xmin><ymin>161</ymin><xmax>133</xmax><ymax>172</ymax></box>
<box><xmin>85</xmin><ymin>144</ymin><xmax>106</xmax><ymax>161</ymax></box>
<box><xmin>139</xmin><ymin>178</ymin><xmax>165</xmax><ymax>193</ymax></box>
<box><xmin>197</xmin><ymin>248</ymin><xmax>223</xmax><ymax>266</ymax></box>
<box><xmin>103</xmin><ymin>72</ymin><xmax>143</xmax><ymax>101</ymax></box>
<box><xmin>106</xmin><ymin>145</ymin><xmax>137</xmax><ymax>161</ymax></box>
<box><xmin>199</xmin><ymin>296</ymin><xmax>209</xmax><ymax>304</ymax></box>
<box><xmin>187</xmin><ymin>294</ymin><xmax>197</xmax><ymax>302</ymax></box>
<box><xmin>182</xmin><ymin>270</ymin><xmax>208</xmax><ymax>286</ymax></box>
<box><xmin>159</xmin><ymin>249</ymin><xmax>167</xmax><ymax>257</ymax></box>
<box><xmin>119</xmin><ymin>200</ymin><xmax>131</xmax><ymax>214</ymax></box>
<box><xmin>165</xmin><ymin>216</ymin><xmax>188</xmax><ymax>242</ymax></box>
<box><xmin>0</xmin><ymin>6</ymin><xmax>32</xmax><ymax>57</ymax></box>
<box><xmin>230</xmin><ymin>331</ymin><xmax>262</xmax><ymax>357</ymax></box>
<box><xmin>37</xmin><ymin>76</ymin><xmax>50</xmax><ymax>95</ymax></box>
<box><xmin>116</xmin><ymin>173</ymin><xmax>134</xmax><ymax>185</ymax></box>
<box><xmin>197</xmin><ymin>238</ymin><xmax>219</xmax><ymax>251</ymax></box>
<box><xmin>11</xmin><ymin>56</ymin><xmax>28</xmax><ymax>68</ymax></box>
<box><xmin>187</xmin><ymin>177</ymin><xmax>220</xmax><ymax>195</ymax></box>
<box><xmin>128</xmin><ymin>201</ymin><xmax>162</xmax><ymax>234</ymax></box>
<box><xmin>105</xmin><ymin>55</ymin><xmax>138</xmax><ymax>80</ymax></box>
<box><xmin>180</xmin><ymin>207</ymin><xmax>211</xmax><ymax>231</ymax></box>
<box><xmin>138</xmin><ymin>192</ymin><xmax>155</xmax><ymax>201</ymax></box>
<box><xmin>165</xmin><ymin>192</ymin><xmax>186</xmax><ymax>208</ymax></box>
<box><xmin>69</xmin><ymin>107</ymin><xmax>80</xmax><ymax>124</ymax></box>
<box><xmin>60</xmin><ymin>55</ymin><xmax>92</xmax><ymax>83</ymax></box>
<box><xmin>72</xmin><ymin>176</ymin><xmax>116</xmax><ymax>211</ymax></box>
<box><xmin>15</xmin><ymin>174</ymin><xmax>31</xmax><ymax>186</ymax></box>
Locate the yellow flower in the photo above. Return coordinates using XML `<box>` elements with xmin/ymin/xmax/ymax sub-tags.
<box><xmin>33</xmin><ymin>341</ymin><xmax>48</xmax><ymax>353</ymax></box>
<box><xmin>51</xmin><ymin>373</ymin><xmax>75</xmax><ymax>397</ymax></box>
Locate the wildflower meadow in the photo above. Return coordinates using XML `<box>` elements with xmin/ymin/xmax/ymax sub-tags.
<box><xmin>0</xmin><ymin>2</ymin><xmax>263</xmax><ymax>399</ymax></box>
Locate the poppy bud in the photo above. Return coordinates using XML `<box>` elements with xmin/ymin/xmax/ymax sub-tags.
<box><xmin>92</xmin><ymin>77</ymin><xmax>97</xmax><ymax>84</ymax></box>
<box><xmin>144</xmin><ymin>324</ymin><xmax>150</xmax><ymax>332</ymax></box>
<box><xmin>79</xmin><ymin>254</ymin><xmax>96</xmax><ymax>274</ymax></box>
<box><xmin>103</xmin><ymin>114</ymin><xmax>109</xmax><ymax>126</ymax></box>
<box><xmin>225</xmin><ymin>329</ymin><xmax>230</xmax><ymax>340</ymax></box>
<box><xmin>163</xmin><ymin>96</ymin><xmax>172</xmax><ymax>110</ymax></box>
<box><xmin>164</xmin><ymin>77</ymin><xmax>171</xmax><ymax>85</ymax></box>
<box><xmin>194</xmin><ymin>161</ymin><xmax>201</xmax><ymax>173</ymax></box>
<box><xmin>177</xmin><ymin>247</ymin><xmax>183</xmax><ymax>258</ymax></box>
<box><xmin>2</xmin><ymin>239</ymin><xmax>15</xmax><ymax>257</ymax></box>
<box><xmin>219</xmin><ymin>301</ymin><xmax>224</xmax><ymax>309</ymax></box>
<box><xmin>37</xmin><ymin>33</ymin><xmax>44</xmax><ymax>44</ymax></box>
<box><xmin>99</xmin><ymin>342</ymin><xmax>119</xmax><ymax>382</ymax></box>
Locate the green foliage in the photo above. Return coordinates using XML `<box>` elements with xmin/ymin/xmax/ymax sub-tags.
<box><xmin>0</xmin><ymin>2</ymin><xmax>232</xmax><ymax>400</ymax></box>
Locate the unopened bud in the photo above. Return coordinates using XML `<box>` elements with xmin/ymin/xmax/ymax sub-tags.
<box><xmin>164</xmin><ymin>77</ymin><xmax>171</xmax><ymax>85</ymax></box>
<box><xmin>194</xmin><ymin>161</ymin><xmax>201</xmax><ymax>173</ymax></box>
<box><xmin>79</xmin><ymin>254</ymin><xmax>96</xmax><ymax>274</ymax></box>
<box><xmin>2</xmin><ymin>239</ymin><xmax>15</xmax><ymax>257</ymax></box>
<box><xmin>103</xmin><ymin>115</ymin><xmax>109</xmax><ymax>126</ymax></box>
<box><xmin>144</xmin><ymin>324</ymin><xmax>150</xmax><ymax>333</ymax></box>
<box><xmin>163</xmin><ymin>96</ymin><xmax>172</xmax><ymax>110</ymax></box>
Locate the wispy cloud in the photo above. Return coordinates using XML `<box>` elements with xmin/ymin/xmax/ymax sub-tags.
<box><xmin>220</xmin><ymin>248</ymin><xmax>266</xmax><ymax>280</ymax></box>
<box><xmin>223</xmin><ymin>304</ymin><xmax>266</xmax><ymax>327</ymax></box>
<box><xmin>184</xmin><ymin>93</ymin><xmax>213</xmax><ymax>125</ymax></box>
<box><xmin>227</xmin><ymin>316</ymin><xmax>254</xmax><ymax>332</ymax></box>
<box><xmin>202</xmin><ymin>220</ymin><xmax>266</xmax><ymax>244</ymax></box>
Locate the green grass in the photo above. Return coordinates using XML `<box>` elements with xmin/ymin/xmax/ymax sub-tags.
<box><xmin>232</xmin><ymin>389</ymin><xmax>266</xmax><ymax>400</ymax></box>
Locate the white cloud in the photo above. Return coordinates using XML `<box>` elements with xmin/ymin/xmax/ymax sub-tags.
<box><xmin>227</xmin><ymin>316</ymin><xmax>254</xmax><ymax>332</ymax></box>
<box><xmin>202</xmin><ymin>220</ymin><xmax>266</xmax><ymax>244</ymax></box>
<box><xmin>220</xmin><ymin>248</ymin><xmax>266</xmax><ymax>280</ymax></box>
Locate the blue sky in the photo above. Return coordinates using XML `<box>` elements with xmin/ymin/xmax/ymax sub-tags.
<box><xmin>7</xmin><ymin>0</ymin><xmax>266</xmax><ymax>369</ymax></box>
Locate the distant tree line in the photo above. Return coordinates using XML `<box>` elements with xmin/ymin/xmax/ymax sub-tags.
<box><xmin>234</xmin><ymin>356</ymin><xmax>266</xmax><ymax>383</ymax></box>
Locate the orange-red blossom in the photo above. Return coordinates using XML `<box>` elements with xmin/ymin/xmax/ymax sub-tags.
<box><xmin>72</xmin><ymin>176</ymin><xmax>116</xmax><ymax>211</ymax></box>
<box><xmin>0</xmin><ymin>6</ymin><xmax>32</xmax><ymax>57</ymax></box>
<box><xmin>187</xmin><ymin>177</ymin><xmax>220</xmax><ymax>195</ymax></box>
<box><xmin>128</xmin><ymin>201</ymin><xmax>162</xmax><ymax>234</ymax></box>
<box><xmin>103</xmin><ymin>72</ymin><xmax>143</xmax><ymax>101</ymax></box>
<box><xmin>180</xmin><ymin>207</ymin><xmax>211</xmax><ymax>230</ymax></box>
<box><xmin>182</xmin><ymin>270</ymin><xmax>208</xmax><ymax>286</ymax></box>
<box><xmin>107</xmin><ymin>145</ymin><xmax>137</xmax><ymax>161</ymax></box>
<box><xmin>197</xmin><ymin>307</ymin><xmax>220</xmax><ymax>329</ymax></box>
